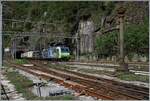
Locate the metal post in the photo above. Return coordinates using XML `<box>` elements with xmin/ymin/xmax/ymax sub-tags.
<box><xmin>119</xmin><ymin>16</ymin><xmax>124</xmax><ymax>64</ymax></box>
<box><xmin>0</xmin><ymin>2</ymin><xmax>2</xmax><ymax>67</ymax></box>
<box><xmin>13</xmin><ymin>38</ymin><xmax>16</xmax><ymax>59</ymax></box>
<box><xmin>117</xmin><ymin>7</ymin><xmax>128</xmax><ymax>71</ymax></box>
<box><xmin>76</xmin><ymin>33</ymin><xmax>80</xmax><ymax>61</ymax></box>
<box><xmin>77</xmin><ymin>37</ymin><xmax>80</xmax><ymax>61</ymax></box>
<box><xmin>12</xmin><ymin>39</ymin><xmax>15</xmax><ymax>59</ymax></box>
<box><xmin>38</xmin><ymin>83</ymin><xmax>41</xmax><ymax>97</ymax></box>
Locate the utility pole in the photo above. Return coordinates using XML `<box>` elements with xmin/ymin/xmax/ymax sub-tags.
<box><xmin>74</xmin><ymin>30</ymin><xmax>80</xmax><ymax>61</ymax></box>
<box><xmin>117</xmin><ymin>7</ymin><xmax>128</xmax><ymax>71</ymax></box>
<box><xmin>14</xmin><ymin>38</ymin><xmax>16</xmax><ymax>59</ymax></box>
<box><xmin>0</xmin><ymin>2</ymin><xmax>2</xmax><ymax>67</ymax></box>
<box><xmin>76</xmin><ymin>33</ymin><xmax>80</xmax><ymax>61</ymax></box>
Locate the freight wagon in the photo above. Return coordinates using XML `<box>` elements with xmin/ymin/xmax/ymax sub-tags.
<box><xmin>21</xmin><ymin>51</ymin><xmax>41</xmax><ymax>59</ymax></box>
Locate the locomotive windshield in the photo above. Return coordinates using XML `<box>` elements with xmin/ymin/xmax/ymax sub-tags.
<box><xmin>61</xmin><ymin>47</ymin><xmax>69</xmax><ymax>53</ymax></box>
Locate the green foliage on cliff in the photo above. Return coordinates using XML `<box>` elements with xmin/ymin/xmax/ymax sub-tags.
<box><xmin>3</xmin><ymin>1</ymin><xmax>111</xmax><ymax>33</ymax></box>
<box><xmin>96</xmin><ymin>16</ymin><xmax>149</xmax><ymax>57</ymax></box>
<box><xmin>96</xmin><ymin>32</ymin><xmax>118</xmax><ymax>57</ymax></box>
<box><xmin>124</xmin><ymin>17</ymin><xmax>149</xmax><ymax>56</ymax></box>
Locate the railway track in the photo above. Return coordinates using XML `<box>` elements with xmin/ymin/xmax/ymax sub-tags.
<box><xmin>28</xmin><ymin>59</ymin><xmax>149</xmax><ymax>73</ymax></box>
<box><xmin>21</xmin><ymin>58</ymin><xmax>149</xmax><ymax>67</ymax></box>
<box><xmin>6</xmin><ymin>61</ymin><xmax>113</xmax><ymax>100</ymax></box>
<box><xmin>73</xmin><ymin>61</ymin><xmax>149</xmax><ymax>66</ymax></box>
<box><xmin>60</xmin><ymin>61</ymin><xmax>149</xmax><ymax>69</ymax></box>
<box><xmin>37</xmin><ymin>60</ymin><xmax>149</xmax><ymax>76</ymax></box>
<box><xmin>30</xmin><ymin>60</ymin><xmax>149</xmax><ymax>97</ymax></box>
<box><xmin>5</xmin><ymin>60</ymin><xmax>149</xmax><ymax>100</ymax></box>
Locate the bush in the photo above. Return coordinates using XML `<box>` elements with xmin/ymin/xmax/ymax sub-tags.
<box><xmin>15</xmin><ymin>59</ymin><xmax>28</xmax><ymax>64</ymax></box>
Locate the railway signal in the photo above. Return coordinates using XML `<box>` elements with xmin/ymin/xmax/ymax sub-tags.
<box><xmin>117</xmin><ymin>7</ymin><xmax>129</xmax><ymax>72</ymax></box>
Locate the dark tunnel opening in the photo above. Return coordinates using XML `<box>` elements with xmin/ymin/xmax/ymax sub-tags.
<box><xmin>14</xmin><ymin>51</ymin><xmax>24</xmax><ymax>59</ymax></box>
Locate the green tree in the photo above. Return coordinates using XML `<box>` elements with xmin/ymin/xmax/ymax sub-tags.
<box><xmin>124</xmin><ymin>16</ymin><xmax>149</xmax><ymax>56</ymax></box>
<box><xmin>96</xmin><ymin>31</ymin><xmax>118</xmax><ymax>58</ymax></box>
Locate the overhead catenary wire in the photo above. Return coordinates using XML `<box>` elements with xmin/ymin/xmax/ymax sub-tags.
<box><xmin>3</xmin><ymin>18</ymin><xmax>62</xmax><ymax>25</ymax></box>
<box><xmin>2</xmin><ymin>31</ymin><xmax>79</xmax><ymax>39</ymax></box>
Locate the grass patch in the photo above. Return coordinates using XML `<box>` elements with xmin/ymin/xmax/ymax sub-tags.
<box><xmin>129</xmin><ymin>65</ymin><xmax>149</xmax><ymax>71</ymax></box>
<box><xmin>73</xmin><ymin>68</ymin><xmax>149</xmax><ymax>83</ymax></box>
<box><xmin>5</xmin><ymin>69</ymin><xmax>76</xmax><ymax>100</ymax></box>
<box><xmin>116</xmin><ymin>72</ymin><xmax>149</xmax><ymax>83</ymax></box>
<box><xmin>5</xmin><ymin>70</ymin><xmax>38</xmax><ymax>100</ymax></box>
<box><xmin>48</xmin><ymin>63</ymin><xmax>77</xmax><ymax>70</ymax></box>
<box><xmin>77</xmin><ymin>68</ymin><xmax>114</xmax><ymax>76</ymax></box>
<box><xmin>14</xmin><ymin>59</ymin><xmax>28</xmax><ymax>65</ymax></box>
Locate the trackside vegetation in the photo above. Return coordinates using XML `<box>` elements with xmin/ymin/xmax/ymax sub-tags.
<box><xmin>5</xmin><ymin>68</ymin><xmax>76</xmax><ymax>100</ymax></box>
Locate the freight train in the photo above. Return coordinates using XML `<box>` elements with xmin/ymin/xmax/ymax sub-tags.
<box><xmin>21</xmin><ymin>46</ymin><xmax>70</xmax><ymax>61</ymax></box>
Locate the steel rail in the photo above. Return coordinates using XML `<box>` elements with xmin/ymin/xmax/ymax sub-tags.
<box><xmin>31</xmin><ymin>60</ymin><xmax>149</xmax><ymax>93</ymax></box>
<box><xmin>6</xmin><ymin>62</ymin><xmax>114</xmax><ymax>100</ymax></box>
<box><xmin>30</xmin><ymin>61</ymin><xmax>148</xmax><ymax>100</ymax></box>
<box><xmin>7</xmin><ymin>60</ymin><xmax>149</xmax><ymax>100</ymax></box>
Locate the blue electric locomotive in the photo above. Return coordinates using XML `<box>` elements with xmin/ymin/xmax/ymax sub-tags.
<box><xmin>41</xmin><ymin>46</ymin><xmax>70</xmax><ymax>60</ymax></box>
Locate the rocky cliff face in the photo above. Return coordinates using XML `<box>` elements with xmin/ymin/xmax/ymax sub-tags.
<box><xmin>79</xmin><ymin>20</ymin><xmax>95</xmax><ymax>54</ymax></box>
<box><xmin>113</xmin><ymin>1</ymin><xmax>148</xmax><ymax>25</ymax></box>
<box><xmin>77</xmin><ymin>1</ymin><xmax>148</xmax><ymax>55</ymax></box>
